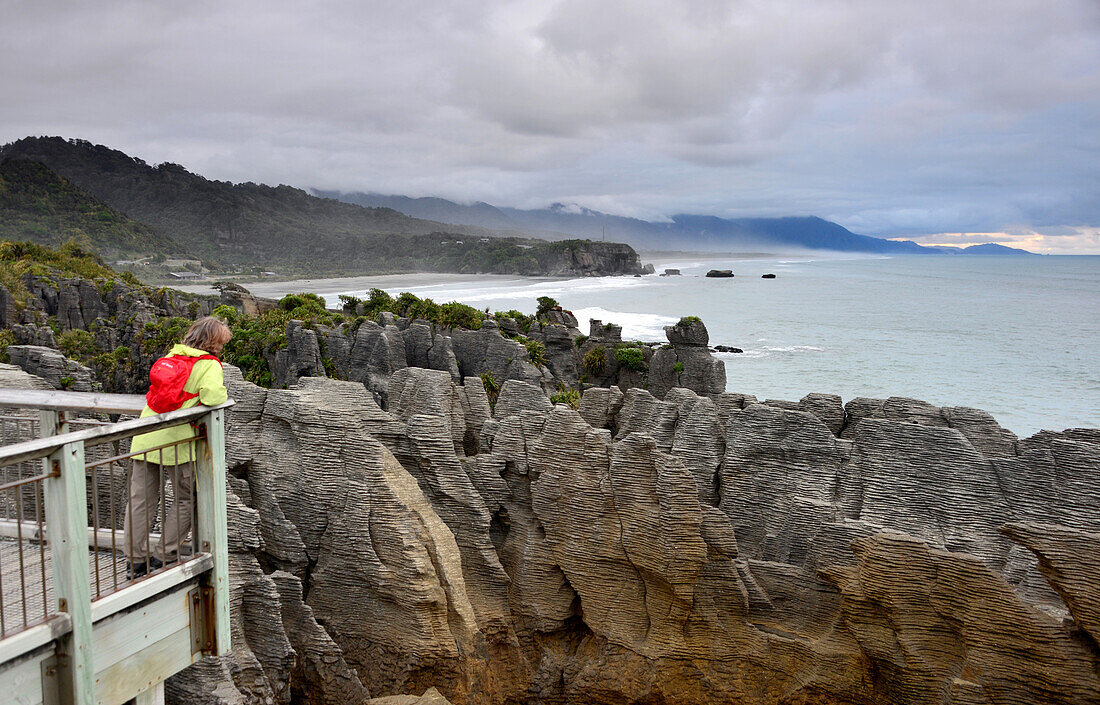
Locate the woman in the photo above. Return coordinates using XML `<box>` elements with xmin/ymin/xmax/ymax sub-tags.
<box><xmin>124</xmin><ymin>316</ymin><xmax>232</xmax><ymax>578</ymax></box>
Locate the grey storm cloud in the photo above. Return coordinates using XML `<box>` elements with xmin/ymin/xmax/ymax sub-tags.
<box><xmin>1</xmin><ymin>0</ymin><xmax>1098</xmax><ymax>251</ymax></box>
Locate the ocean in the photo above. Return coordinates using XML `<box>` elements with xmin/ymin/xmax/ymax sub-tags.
<box><xmin>253</xmin><ymin>254</ymin><xmax>1099</xmax><ymax>438</ymax></box>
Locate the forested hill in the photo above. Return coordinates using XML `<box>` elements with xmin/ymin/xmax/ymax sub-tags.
<box><xmin>0</xmin><ymin>137</ymin><xmax>644</xmax><ymax>276</ymax></box>
<box><xmin>0</xmin><ymin>158</ymin><xmax>184</xmax><ymax>259</ymax></box>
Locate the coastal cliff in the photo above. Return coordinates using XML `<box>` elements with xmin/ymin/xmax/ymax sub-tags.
<box><xmin>2</xmin><ymin>248</ymin><xmax>1098</xmax><ymax>704</ymax></box>
<box><xmin>0</xmin><ymin>249</ymin><xmax>699</xmax><ymax>401</ymax></box>
<box><xmin>146</xmin><ymin>367</ymin><xmax>1097</xmax><ymax>705</ymax></box>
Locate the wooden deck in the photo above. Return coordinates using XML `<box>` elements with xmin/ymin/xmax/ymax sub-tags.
<box><xmin>0</xmin><ymin>393</ymin><xmax>231</xmax><ymax>705</ymax></box>
<box><xmin>0</xmin><ymin>535</ymin><xmax>200</xmax><ymax>637</ymax></box>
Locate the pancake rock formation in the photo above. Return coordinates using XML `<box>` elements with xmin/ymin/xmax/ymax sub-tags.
<box><xmin>69</xmin><ymin>363</ymin><xmax>1087</xmax><ymax>705</ymax></box>
<box><xmin>1</xmin><ymin>347</ymin><xmax>1097</xmax><ymax>703</ymax></box>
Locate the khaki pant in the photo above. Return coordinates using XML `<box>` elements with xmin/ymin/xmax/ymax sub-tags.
<box><xmin>123</xmin><ymin>459</ymin><xmax>194</xmax><ymax>563</ymax></box>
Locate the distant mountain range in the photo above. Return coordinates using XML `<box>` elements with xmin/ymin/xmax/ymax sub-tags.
<box><xmin>0</xmin><ymin>137</ymin><xmax>645</xmax><ymax>277</ymax></box>
<box><xmin>928</xmin><ymin>243</ymin><xmax>1039</xmax><ymax>255</ymax></box>
<box><xmin>0</xmin><ymin>136</ymin><xmax>1036</xmax><ymax>278</ymax></box>
<box><xmin>321</xmin><ymin>192</ymin><xmax>1038</xmax><ymax>256</ymax></box>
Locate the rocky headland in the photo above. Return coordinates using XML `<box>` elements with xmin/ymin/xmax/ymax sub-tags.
<box><xmin>2</xmin><ymin>248</ymin><xmax>1098</xmax><ymax>704</ymax></box>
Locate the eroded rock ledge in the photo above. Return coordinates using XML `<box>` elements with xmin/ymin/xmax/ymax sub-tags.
<box><xmin>119</xmin><ymin>365</ymin><xmax>1100</xmax><ymax>705</ymax></box>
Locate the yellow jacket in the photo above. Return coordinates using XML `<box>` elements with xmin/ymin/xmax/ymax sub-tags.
<box><xmin>129</xmin><ymin>344</ymin><xmax>228</xmax><ymax>465</ymax></box>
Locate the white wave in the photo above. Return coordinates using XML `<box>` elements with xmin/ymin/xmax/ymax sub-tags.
<box><xmin>341</xmin><ymin>274</ymin><xmax>654</xmax><ymax>307</ymax></box>
<box><xmin>571</xmin><ymin>307</ymin><xmax>678</xmax><ymax>341</ymax></box>
<box><xmin>652</xmin><ymin>260</ymin><xmax>709</xmax><ymax>271</ymax></box>
<box><xmin>725</xmin><ymin>345</ymin><xmax>826</xmax><ymax>359</ymax></box>
<box><xmin>716</xmin><ymin>350</ymin><xmax>767</xmax><ymax>359</ymax></box>
<box><xmin>764</xmin><ymin>345</ymin><xmax>826</xmax><ymax>352</ymax></box>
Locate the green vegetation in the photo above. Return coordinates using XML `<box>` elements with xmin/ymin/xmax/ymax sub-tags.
<box><xmin>0</xmin><ymin>329</ymin><xmax>14</xmax><ymax>363</ymax></box>
<box><xmin>92</xmin><ymin>345</ymin><xmax>131</xmax><ymax>379</ymax></box>
<box><xmin>583</xmin><ymin>346</ymin><xmax>606</xmax><ymax>375</ymax></box>
<box><xmin>574</xmin><ymin>334</ymin><xmax>588</xmax><ymax>347</ymax></box>
<box><xmin>220</xmin><ymin>293</ymin><xmax>342</xmax><ymax>386</ymax></box>
<box><xmin>494</xmin><ymin>310</ymin><xmax>534</xmax><ymax>333</ymax></box>
<box><xmin>536</xmin><ymin>296</ymin><xmax>559</xmax><ymax>318</ymax></box>
<box><xmin>342</xmin><ymin>288</ymin><xmax>485</xmax><ymax>330</ymax></box>
<box><xmin>0</xmin><ymin>239</ymin><xmax>142</xmax><ymax>307</ymax></box>
<box><xmin>0</xmin><ymin>159</ymin><xmax>183</xmax><ymax>260</ymax></box>
<box><xmin>480</xmin><ymin>372</ymin><xmax>500</xmax><ymax>410</ymax></box>
<box><xmin>678</xmin><ymin>316</ymin><xmax>702</xmax><ymax>326</ymax></box>
<box><xmin>673</xmin><ymin>361</ymin><xmax>684</xmax><ymax>373</ymax></box>
<box><xmin>515</xmin><ymin>336</ymin><xmax>547</xmax><ymax>367</ymax></box>
<box><xmin>550</xmin><ymin>383</ymin><xmax>580</xmax><ymax>409</ymax></box>
<box><xmin>58</xmin><ymin>329</ymin><xmax>96</xmax><ymax>360</ymax></box>
<box><xmin>139</xmin><ymin>317</ymin><xmax>191</xmax><ymax>356</ymax></box>
<box><xmin>212</xmin><ymin>304</ymin><xmax>238</xmax><ymax>323</ymax></box>
<box><xmin>338</xmin><ymin>294</ymin><xmax>362</xmax><ymax>313</ymax></box>
<box><xmin>614</xmin><ymin>345</ymin><xmax>647</xmax><ymax>371</ymax></box>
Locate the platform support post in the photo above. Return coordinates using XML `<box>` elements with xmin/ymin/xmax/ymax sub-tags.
<box><xmin>44</xmin><ymin>439</ymin><xmax>94</xmax><ymax>705</ymax></box>
<box><xmin>194</xmin><ymin>408</ymin><xmax>230</xmax><ymax>655</ymax></box>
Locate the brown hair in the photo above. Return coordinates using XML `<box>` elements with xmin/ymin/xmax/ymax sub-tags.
<box><xmin>183</xmin><ymin>316</ymin><xmax>232</xmax><ymax>354</ymax></box>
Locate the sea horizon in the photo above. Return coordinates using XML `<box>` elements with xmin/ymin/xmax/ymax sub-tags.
<box><xmin>175</xmin><ymin>253</ymin><xmax>1100</xmax><ymax>437</ymax></box>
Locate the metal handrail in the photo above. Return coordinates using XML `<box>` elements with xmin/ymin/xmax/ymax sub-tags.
<box><xmin>0</xmin><ymin>401</ymin><xmax>234</xmax><ymax>466</ymax></box>
<box><xmin>0</xmin><ymin>389</ymin><xmax>147</xmax><ymax>415</ymax></box>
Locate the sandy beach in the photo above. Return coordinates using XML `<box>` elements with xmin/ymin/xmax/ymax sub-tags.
<box><xmin>170</xmin><ymin>252</ymin><xmax>782</xmax><ymax>299</ymax></box>
<box><xmin>170</xmin><ymin>271</ymin><xmax>565</xmax><ymax>299</ymax></box>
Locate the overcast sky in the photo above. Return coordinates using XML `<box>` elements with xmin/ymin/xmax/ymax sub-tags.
<box><xmin>2</xmin><ymin>0</ymin><xmax>1099</xmax><ymax>253</ymax></box>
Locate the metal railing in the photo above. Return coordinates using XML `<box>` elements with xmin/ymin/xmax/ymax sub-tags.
<box><xmin>0</xmin><ymin>407</ymin><xmax>150</xmax><ymax>634</ymax></box>
<box><xmin>0</xmin><ymin>454</ymin><xmax>50</xmax><ymax>636</ymax></box>
<box><xmin>0</xmin><ymin>389</ymin><xmax>232</xmax><ymax>704</ymax></box>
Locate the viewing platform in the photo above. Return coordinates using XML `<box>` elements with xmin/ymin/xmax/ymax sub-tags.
<box><xmin>0</xmin><ymin>390</ymin><xmax>232</xmax><ymax>705</ymax></box>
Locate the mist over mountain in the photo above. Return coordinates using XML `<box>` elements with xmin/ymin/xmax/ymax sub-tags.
<box><xmin>321</xmin><ymin>191</ymin><xmax>1033</xmax><ymax>255</ymax></box>
<box><xmin>0</xmin><ymin>136</ymin><xmax>1036</xmax><ymax>275</ymax></box>
<box><xmin>0</xmin><ymin>137</ymin><xmax>646</xmax><ymax>277</ymax></box>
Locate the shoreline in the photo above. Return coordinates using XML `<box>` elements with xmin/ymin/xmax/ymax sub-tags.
<box><xmin>170</xmin><ymin>271</ymin><xmax>572</xmax><ymax>299</ymax></box>
<box><xmin>170</xmin><ymin>251</ymin><xmax>797</xmax><ymax>297</ymax></box>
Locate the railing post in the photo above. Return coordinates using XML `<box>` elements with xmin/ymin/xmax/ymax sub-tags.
<box><xmin>38</xmin><ymin>409</ymin><xmax>68</xmax><ymax>439</ymax></box>
<box><xmin>44</xmin><ymin>439</ymin><xmax>95</xmax><ymax>705</ymax></box>
<box><xmin>194</xmin><ymin>408</ymin><xmax>230</xmax><ymax>655</ymax></box>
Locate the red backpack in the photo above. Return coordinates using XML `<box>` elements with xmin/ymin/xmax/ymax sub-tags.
<box><xmin>146</xmin><ymin>354</ymin><xmax>222</xmax><ymax>413</ymax></box>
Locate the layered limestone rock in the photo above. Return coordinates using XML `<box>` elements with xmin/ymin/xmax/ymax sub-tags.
<box><xmin>0</xmin><ymin>362</ymin><xmax>55</xmax><ymax>390</ymax></box>
<box><xmin>647</xmin><ymin>318</ymin><xmax>726</xmax><ymax>399</ymax></box>
<box><xmin>1</xmin><ymin>362</ymin><xmax>1075</xmax><ymax>705</ymax></box>
<box><xmin>1002</xmin><ymin>523</ymin><xmax>1100</xmax><ymax>645</ymax></box>
<box><xmin>822</xmin><ymin>532</ymin><xmax>1100</xmax><ymax>704</ymax></box>
<box><xmin>274</xmin><ymin>321</ymin><xmax>327</xmax><ymax>388</ymax></box>
<box><xmin>6</xmin><ymin>345</ymin><xmax>93</xmax><ymax>391</ymax></box>
<box><xmin>8</xmin><ymin>269</ymin><xmax>1098</xmax><ymax>702</ymax></box>
<box><xmin>451</xmin><ymin>320</ymin><xmax>548</xmax><ymax>390</ymax></box>
<box><xmin>181</xmin><ymin>370</ymin><xmax>489</xmax><ymax>704</ymax></box>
